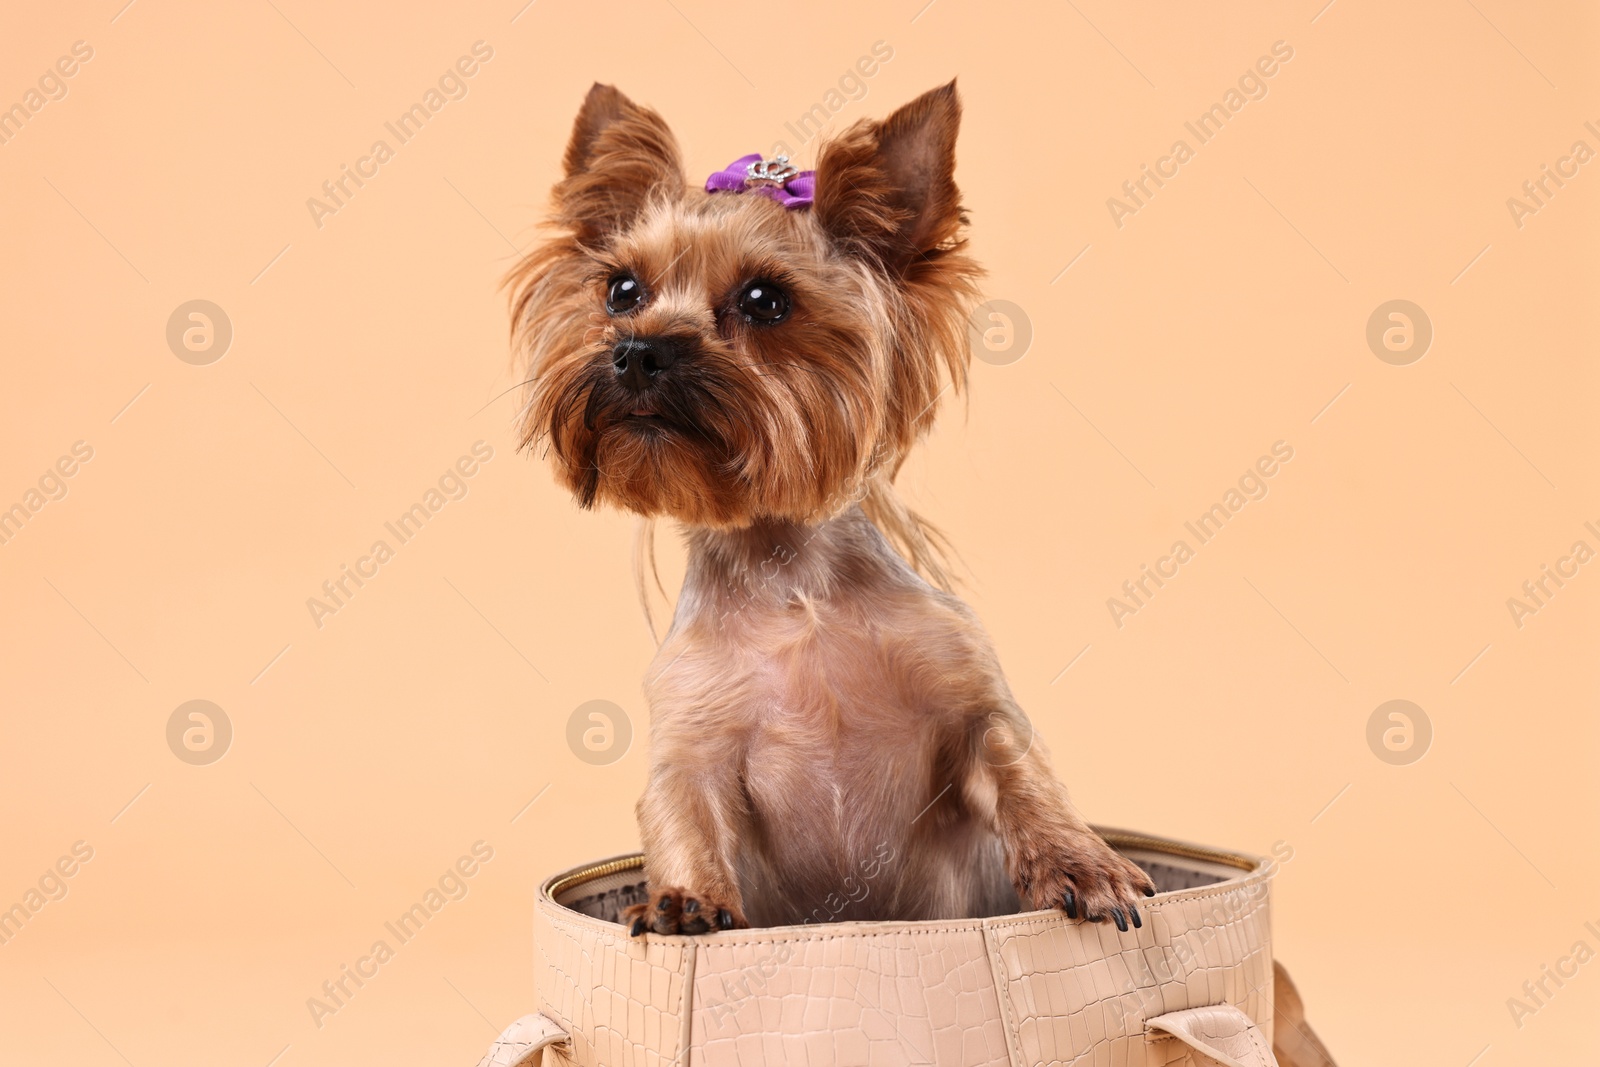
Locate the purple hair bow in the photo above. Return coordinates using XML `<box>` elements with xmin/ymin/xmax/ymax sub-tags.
<box><xmin>705</xmin><ymin>153</ymin><xmax>815</xmax><ymax>209</ymax></box>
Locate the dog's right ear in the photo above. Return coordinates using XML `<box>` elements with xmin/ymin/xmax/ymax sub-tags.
<box><xmin>555</xmin><ymin>84</ymin><xmax>684</xmax><ymax>243</ymax></box>
<box><xmin>814</xmin><ymin>81</ymin><xmax>965</xmax><ymax>274</ymax></box>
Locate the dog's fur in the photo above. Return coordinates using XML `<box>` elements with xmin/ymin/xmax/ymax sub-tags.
<box><xmin>509</xmin><ymin>82</ymin><xmax>1155</xmax><ymax>935</ymax></box>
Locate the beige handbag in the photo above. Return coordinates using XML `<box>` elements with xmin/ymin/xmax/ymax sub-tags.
<box><xmin>480</xmin><ymin>828</ymin><xmax>1319</xmax><ymax>1067</ymax></box>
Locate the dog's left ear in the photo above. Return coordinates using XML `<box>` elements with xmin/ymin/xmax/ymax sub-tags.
<box><xmin>555</xmin><ymin>83</ymin><xmax>685</xmax><ymax>243</ymax></box>
<box><xmin>814</xmin><ymin>81</ymin><xmax>964</xmax><ymax>272</ymax></box>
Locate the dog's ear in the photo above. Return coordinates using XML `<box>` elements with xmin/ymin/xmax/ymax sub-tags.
<box><xmin>555</xmin><ymin>83</ymin><xmax>684</xmax><ymax>243</ymax></box>
<box><xmin>814</xmin><ymin>81</ymin><xmax>964</xmax><ymax>271</ymax></box>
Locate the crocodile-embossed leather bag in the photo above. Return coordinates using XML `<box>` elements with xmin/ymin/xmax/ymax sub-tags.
<box><xmin>480</xmin><ymin>828</ymin><xmax>1285</xmax><ymax>1067</ymax></box>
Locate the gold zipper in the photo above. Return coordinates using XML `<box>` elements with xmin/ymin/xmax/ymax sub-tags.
<box><xmin>547</xmin><ymin>854</ymin><xmax>645</xmax><ymax>898</ymax></box>
<box><xmin>546</xmin><ymin>831</ymin><xmax>1257</xmax><ymax>900</ymax></box>
<box><xmin>1096</xmin><ymin>828</ymin><xmax>1259</xmax><ymax>872</ymax></box>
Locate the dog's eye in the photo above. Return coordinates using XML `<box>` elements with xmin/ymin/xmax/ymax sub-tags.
<box><xmin>606</xmin><ymin>275</ymin><xmax>644</xmax><ymax>315</ymax></box>
<box><xmin>737</xmin><ymin>281</ymin><xmax>789</xmax><ymax>325</ymax></box>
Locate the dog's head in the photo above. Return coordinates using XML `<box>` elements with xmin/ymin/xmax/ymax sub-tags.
<box><xmin>510</xmin><ymin>82</ymin><xmax>979</xmax><ymax>528</ymax></box>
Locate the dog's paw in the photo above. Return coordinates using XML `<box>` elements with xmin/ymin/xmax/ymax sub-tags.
<box><xmin>623</xmin><ymin>887</ymin><xmax>747</xmax><ymax>936</ymax></box>
<box><xmin>1013</xmin><ymin>832</ymin><xmax>1157</xmax><ymax>932</ymax></box>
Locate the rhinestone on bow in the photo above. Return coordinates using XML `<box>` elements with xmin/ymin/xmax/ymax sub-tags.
<box><xmin>745</xmin><ymin>155</ymin><xmax>800</xmax><ymax>186</ymax></box>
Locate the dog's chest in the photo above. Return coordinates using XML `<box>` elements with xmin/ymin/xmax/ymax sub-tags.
<box><xmin>654</xmin><ymin>516</ymin><xmax>993</xmax><ymax>765</ymax></box>
<box><xmin>647</xmin><ymin>515</ymin><xmax>1015</xmax><ymax>921</ymax></box>
<box><xmin>659</xmin><ymin>582</ymin><xmax>967</xmax><ymax>818</ymax></box>
<box><xmin>719</xmin><ymin>582</ymin><xmax>947</xmax><ymax>716</ymax></box>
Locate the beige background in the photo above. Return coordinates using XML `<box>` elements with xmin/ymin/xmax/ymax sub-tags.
<box><xmin>1</xmin><ymin>0</ymin><xmax>1596</xmax><ymax>1063</ymax></box>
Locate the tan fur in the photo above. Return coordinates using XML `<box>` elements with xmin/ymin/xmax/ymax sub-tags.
<box><xmin>509</xmin><ymin>82</ymin><xmax>1153</xmax><ymax>935</ymax></box>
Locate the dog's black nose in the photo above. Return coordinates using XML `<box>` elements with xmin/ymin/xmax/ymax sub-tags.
<box><xmin>612</xmin><ymin>338</ymin><xmax>679</xmax><ymax>392</ymax></box>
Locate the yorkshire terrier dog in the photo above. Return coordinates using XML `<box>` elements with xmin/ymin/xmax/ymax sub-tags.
<box><xmin>509</xmin><ymin>81</ymin><xmax>1156</xmax><ymax>935</ymax></box>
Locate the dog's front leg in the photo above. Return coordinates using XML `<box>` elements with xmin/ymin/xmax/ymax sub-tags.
<box><xmin>623</xmin><ymin>739</ymin><xmax>749</xmax><ymax>936</ymax></box>
<box><xmin>974</xmin><ymin>704</ymin><xmax>1156</xmax><ymax>930</ymax></box>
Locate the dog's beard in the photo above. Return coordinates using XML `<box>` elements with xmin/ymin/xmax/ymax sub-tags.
<box><xmin>549</xmin><ymin>354</ymin><xmax>748</xmax><ymax>517</ymax></box>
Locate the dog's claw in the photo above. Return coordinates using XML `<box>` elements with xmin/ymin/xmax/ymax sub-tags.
<box><xmin>626</xmin><ymin>890</ymin><xmax>744</xmax><ymax>935</ymax></box>
<box><xmin>1020</xmin><ymin>833</ymin><xmax>1158</xmax><ymax>931</ymax></box>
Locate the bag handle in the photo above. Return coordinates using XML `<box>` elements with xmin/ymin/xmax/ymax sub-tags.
<box><xmin>482</xmin><ymin>1001</ymin><xmax>1280</xmax><ymax>1066</ymax></box>
<box><xmin>477</xmin><ymin>1012</ymin><xmax>569</xmax><ymax>1067</ymax></box>
<box><xmin>1146</xmin><ymin>1004</ymin><xmax>1279</xmax><ymax>1067</ymax></box>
